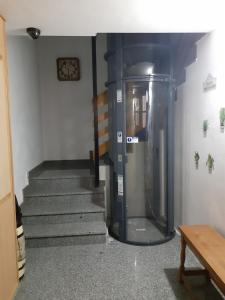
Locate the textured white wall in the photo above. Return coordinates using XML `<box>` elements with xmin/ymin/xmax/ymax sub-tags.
<box><xmin>7</xmin><ymin>36</ymin><xmax>43</xmax><ymax>205</ymax></box>
<box><xmin>174</xmin><ymin>29</ymin><xmax>225</xmax><ymax>235</ymax></box>
<box><xmin>37</xmin><ymin>37</ymin><xmax>94</xmax><ymax>160</ymax></box>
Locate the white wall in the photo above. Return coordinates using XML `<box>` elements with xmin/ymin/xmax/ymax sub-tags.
<box><xmin>174</xmin><ymin>29</ymin><xmax>225</xmax><ymax>235</ymax></box>
<box><xmin>3</xmin><ymin>0</ymin><xmax>225</xmax><ymax>36</ymax></box>
<box><xmin>37</xmin><ymin>37</ymin><xmax>94</xmax><ymax>160</ymax></box>
<box><xmin>7</xmin><ymin>36</ymin><xmax>43</xmax><ymax>205</ymax></box>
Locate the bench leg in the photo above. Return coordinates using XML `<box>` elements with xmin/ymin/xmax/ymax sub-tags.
<box><xmin>179</xmin><ymin>235</ymin><xmax>186</xmax><ymax>284</ymax></box>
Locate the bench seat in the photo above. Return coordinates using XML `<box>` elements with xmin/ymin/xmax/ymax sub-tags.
<box><xmin>178</xmin><ymin>224</ymin><xmax>225</xmax><ymax>296</ymax></box>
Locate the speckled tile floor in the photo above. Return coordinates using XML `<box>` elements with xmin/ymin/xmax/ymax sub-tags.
<box><xmin>14</xmin><ymin>235</ymin><xmax>222</xmax><ymax>300</ymax></box>
<box><xmin>127</xmin><ymin>218</ymin><xmax>164</xmax><ymax>243</ymax></box>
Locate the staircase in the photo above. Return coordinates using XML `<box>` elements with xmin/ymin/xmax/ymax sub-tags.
<box><xmin>21</xmin><ymin>160</ymin><xmax>107</xmax><ymax>248</ymax></box>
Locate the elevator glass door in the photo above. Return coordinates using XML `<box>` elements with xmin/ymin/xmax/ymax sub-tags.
<box><xmin>125</xmin><ymin>80</ymin><xmax>169</xmax><ymax>244</ymax></box>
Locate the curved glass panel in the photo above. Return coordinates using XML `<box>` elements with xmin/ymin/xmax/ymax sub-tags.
<box><xmin>125</xmin><ymin>80</ymin><xmax>169</xmax><ymax>244</ymax></box>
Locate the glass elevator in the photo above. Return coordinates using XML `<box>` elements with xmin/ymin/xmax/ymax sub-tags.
<box><xmin>106</xmin><ymin>34</ymin><xmax>175</xmax><ymax>245</ymax></box>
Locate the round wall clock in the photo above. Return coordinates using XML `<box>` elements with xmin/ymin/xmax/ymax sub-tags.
<box><xmin>57</xmin><ymin>57</ymin><xmax>80</xmax><ymax>81</ymax></box>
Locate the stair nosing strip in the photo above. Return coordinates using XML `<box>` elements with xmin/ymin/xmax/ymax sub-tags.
<box><xmin>30</xmin><ymin>176</ymin><xmax>94</xmax><ymax>180</ymax></box>
<box><xmin>24</xmin><ymin>190</ymin><xmax>104</xmax><ymax>197</ymax></box>
<box><xmin>22</xmin><ymin>210</ymin><xmax>105</xmax><ymax>217</ymax></box>
<box><xmin>25</xmin><ymin>232</ymin><xmax>106</xmax><ymax>239</ymax></box>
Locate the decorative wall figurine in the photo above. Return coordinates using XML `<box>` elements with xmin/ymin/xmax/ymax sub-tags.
<box><xmin>206</xmin><ymin>154</ymin><xmax>214</xmax><ymax>174</ymax></box>
<box><xmin>194</xmin><ymin>152</ymin><xmax>200</xmax><ymax>169</ymax></box>
<box><xmin>220</xmin><ymin>108</ymin><xmax>225</xmax><ymax>132</ymax></box>
<box><xmin>203</xmin><ymin>73</ymin><xmax>217</xmax><ymax>91</ymax></box>
<box><xmin>202</xmin><ymin>120</ymin><xmax>208</xmax><ymax>137</ymax></box>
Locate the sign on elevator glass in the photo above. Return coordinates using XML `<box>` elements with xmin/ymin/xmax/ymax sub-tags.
<box><xmin>126</xmin><ymin>137</ymin><xmax>139</xmax><ymax>143</ymax></box>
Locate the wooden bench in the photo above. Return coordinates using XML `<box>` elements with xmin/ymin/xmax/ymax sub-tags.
<box><xmin>178</xmin><ymin>225</ymin><xmax>225</xmax><ymax>297</ymax></box>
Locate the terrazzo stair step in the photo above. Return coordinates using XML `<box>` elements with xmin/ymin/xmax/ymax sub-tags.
<box><xmin>24</xmin><ymin>221</ymin><xmax>107</xmax><ymax>248</ymax></box>
<box><xmin>23</xmin><ymin>211</ymin><xmax>105</xmax><ymax>225</ymax></box>
<box><xmin>29</xmin><ymin>160</ymin><xmax>92</xmax><ymax>177</ymax></box>
<box><xmin>22</xmin><ymin>161</ymin><xmax>107</xmax><ymax>248</ymax></box>
<box><xmin>23</xmin><ymin>193</ymin><xmax>105</xmax><ymax>208</ymax></box>
<box><xmin>27</xmin><ymin>176</ymin><xmax>96</xmax><ymax>192</ymax></box>
<box><xmin>29</xmin><ymin>167</ymin><xmax>93</xmax><ymax>180</ymax></box>
<box><xmin>29</xmin><ymin>176</ymin><xmax>95</xmax><ymax>190</ymax></box>
<box><xmin>23</xmin><ymin>184</ymin><xmax>104</xmax><ymax>197</ymax></box>
<box><xmin>22</xmin><ymin>200</ymin><xmax>105</xmax><ymax>225</ymax></box>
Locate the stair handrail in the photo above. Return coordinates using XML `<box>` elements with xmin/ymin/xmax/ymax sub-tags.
<box><xmin>92</xmin><ymin>90</ymin><xmax>109</xmax><ymax>160</ymax></box>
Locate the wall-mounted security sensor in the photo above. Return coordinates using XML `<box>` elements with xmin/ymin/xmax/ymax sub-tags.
<box><xmin>26</xmin><ymin>27</ymin><xmax>41</xmax><ymax>40</ymax></box>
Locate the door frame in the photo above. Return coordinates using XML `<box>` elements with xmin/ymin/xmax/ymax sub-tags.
<box><xmin>0</xmin><ymin>15</ymin><xmax>19</xmax><ymax>300</ymax></box>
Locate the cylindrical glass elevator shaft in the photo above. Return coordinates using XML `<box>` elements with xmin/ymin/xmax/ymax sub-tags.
<box><xmin>125</xmin><ymin>79</ymin><xmax>169</xmax><ymax>244</ymax></box>
<box><xmin>106</xmin><ymin>34</ymin><xmax>175</xmax><ymax>245</ymax></box>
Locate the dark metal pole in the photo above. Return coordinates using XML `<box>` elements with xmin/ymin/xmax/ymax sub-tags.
<box><xmin>92</xmin><ymin>36</ymin><xmax>99</xmax><ymax>187</ymax></box>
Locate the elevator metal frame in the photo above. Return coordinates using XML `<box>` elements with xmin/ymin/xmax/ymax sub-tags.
<box><xmin>106</xmin><ymin>34</ymin><xmax>175</xmax><ymax>245</ymax></box>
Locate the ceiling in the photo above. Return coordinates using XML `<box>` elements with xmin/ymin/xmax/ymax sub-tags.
<box><xmin>0</xmin><ymin>0</ymin><xmax>224</xmax><ymax>36</ymax></box>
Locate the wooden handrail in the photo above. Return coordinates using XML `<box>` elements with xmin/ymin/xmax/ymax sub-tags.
<box><xmin>93</xmin><ymin>90</ymin><xmax>109</xmax><ymax>158</ymax></box>
<box><xmin>99</xmin><ymin>141</ymin><xmax>109</xmax><ymax>157</ymax></box>
<box><xmin>98</xmin><ymin>127</ymin><xmax>109</xmax><ymax>138</ymax></box>
<box><xmin>96</xmin><ymin>90</ymin><xmax>108</xmax><ymax>107</ymax></box>
<box><xmin>98</xmin><ymin>112</ymin><xmax>108</xmax><ymax>122</ymax></box>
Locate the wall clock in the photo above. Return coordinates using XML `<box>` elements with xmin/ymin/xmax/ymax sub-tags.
<box><xmin>57</xmin><ymin>57</ymin><xmax>80</xmax><ymax>81</ymax></box>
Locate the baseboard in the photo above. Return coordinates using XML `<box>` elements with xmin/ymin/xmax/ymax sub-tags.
<box><xmin>28</xmin><ymin>161</ymin><xmax>44</xmax><ymax>178</ymax></box>
<box><xmin>175</xmin><ymin>227</ymin><xmax>181</xmax><ymax>236</ymax></box>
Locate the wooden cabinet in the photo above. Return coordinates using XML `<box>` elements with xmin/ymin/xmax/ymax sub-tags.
<box><xmin>0</xmin><ymin>16</ymin><xmax>18</xmax><ymax>300</ymax></box>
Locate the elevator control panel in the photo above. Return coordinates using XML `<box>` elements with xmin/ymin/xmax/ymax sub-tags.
<box><xmin>118</xmin><ymin>175</ymin><xmax>124</xmax><ymax>196</ymax></box>
<box><xmin>118</xmin><ymin>154</ymin><xmax>123</xmax><ymax>162</ymax></box>
<box><xmin>117</xmin><ymin>89</ymin><xmax>122</xmax><ymax>102</ymax></box>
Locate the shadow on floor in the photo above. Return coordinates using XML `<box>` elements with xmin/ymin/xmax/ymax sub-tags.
<box><xmin>164</xmin><ymin>268</ymin><xmax>223</xmax><ymax>300</ymax></box>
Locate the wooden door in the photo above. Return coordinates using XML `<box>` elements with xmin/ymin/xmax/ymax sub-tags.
<box><xmin>0</xmin><ymin>16</ymin><xmax>18</xmax><ymax>300</ymax></box>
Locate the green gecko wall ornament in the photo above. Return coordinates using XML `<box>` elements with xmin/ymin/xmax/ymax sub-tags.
<box><xmin>203</xmin><ymin>120</ymin><xmax>208</xmax><ymax>137</ymax></box>
<box><xmin>206</xmin><ymin>154</ymin><xmax>214</xmax><ymax>173</ymax></box>
<box><xmin>194</xmin><ymin>152</ymin><xmax>200</xmax><ymax>169</ymax></box>
<box><xmin>220</xmin><ymin>108</ymin><xmax>225</xmax><ymax>132</ymax></box>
